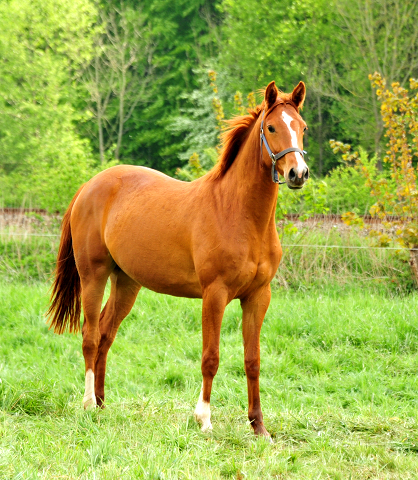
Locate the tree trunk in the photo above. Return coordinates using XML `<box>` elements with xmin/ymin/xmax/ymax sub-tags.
<box><xmin>115</xmin><ymin>60</ymin><xmax>126</xmax><ymax>161</ymax></box>
<box><xmin>409</xmin><ymin>246</ymin><xmax>418</xmax><ymax>287</ymax></box>
<box><xmin>97</xmin><ymin>110</ymin><xmax>104</xmax><ymax>165</ymax></box>
<box><xmin>317</xmin><ymin>95</ymin><xmax>323</xmax><ymax>177</ymax></box>
<box><xmin>95</xmin><ymin>56</ymin><xmax>105</xmax><ymax>165</ymax></box>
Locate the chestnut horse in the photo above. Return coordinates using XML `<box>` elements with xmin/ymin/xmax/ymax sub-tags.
<box><xmin>47</xmin><ymin>80</ymin><xmax>309</xmax><ymax>438</ymax></box>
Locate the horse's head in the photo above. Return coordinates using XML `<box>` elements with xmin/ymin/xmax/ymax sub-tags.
<box><xmin>260</xmin><ymin>81</ymin><xmax>309</xmax><ymax>189</ymax></box>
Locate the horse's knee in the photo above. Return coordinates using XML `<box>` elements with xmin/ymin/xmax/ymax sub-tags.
<box><xmin>201</xmin><ymin>350</ymin><xmax>219</xmax><ymax>378</ymax></box>
<box><xmin>244</xmin><ymin>357</ymin><xmax>260</xmax><ymax>380</ymax></box>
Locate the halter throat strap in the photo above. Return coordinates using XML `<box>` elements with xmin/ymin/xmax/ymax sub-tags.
<box><xmin>260</xmin><ymin>110</ymin><xmax>307</xmax><ymax>184</ymax></box>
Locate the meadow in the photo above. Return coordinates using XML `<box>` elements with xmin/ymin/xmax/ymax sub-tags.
<box><xmin>2</xmin><ymin>279</ymin><xmax>418</xmax><ymax>479</ymax></box>
<box><xmin>1</xmin><ymin>215</ymin><xmax>418</xmax><ymax>479</ymax></box>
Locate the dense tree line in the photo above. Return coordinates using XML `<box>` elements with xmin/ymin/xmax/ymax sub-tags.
<box><xmin>0</xmin><ymin>0</ymin><xmax>417</xmax><ymax>210</ymax></box>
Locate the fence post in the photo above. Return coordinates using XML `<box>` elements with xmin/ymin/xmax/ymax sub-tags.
<box><xmin>410</xmin><ymin>247</ymin><xmax>418</xmax><ymax>287</ymax></box>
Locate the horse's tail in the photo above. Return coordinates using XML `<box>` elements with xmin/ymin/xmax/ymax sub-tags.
<box><xmin>46</xmin><ymin>185</ymin><xmax>85</xmax><ymax>334</ymax></box>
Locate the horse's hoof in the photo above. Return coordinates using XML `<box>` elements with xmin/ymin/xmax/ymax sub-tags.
<box><xmin>262</xmin><ymin>434</ymin><xmax>274</xmax><ymax>444</ymax></box>
<box><xmin>253</xmin><ymin>423</ymin><xmax>272</xmax><ymax>442</ymax></box>
<box><xmin>83</xmin><ymin>395</ymin><xmax>97</xmax><ymax>410</ymax></box>
<box><xmin>200</xmin><ymin>420</ymin><xmax>213</xmax><ymax>432</ymax></box>
<box><xmin>194</xmin><ymin>412</ymin><xmax>213</xmax><ymax>432</ymax></box>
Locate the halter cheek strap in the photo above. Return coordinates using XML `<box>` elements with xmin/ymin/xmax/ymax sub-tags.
<box><xmin>260</xmin><ymin>110</ymin><xmax>307</xmax><ymax>184</ymax></box>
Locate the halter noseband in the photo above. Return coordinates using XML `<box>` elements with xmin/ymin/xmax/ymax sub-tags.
<box><xmin>260</xmin><ymin>109</ymin><xmax>307</xmax><ymax>184</ymax></box>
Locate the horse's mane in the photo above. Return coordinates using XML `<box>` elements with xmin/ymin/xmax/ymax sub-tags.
<box><xmin>209</xmin><ymin>91</ymin><xmax>297</xmax><ymax>180</ymax></box>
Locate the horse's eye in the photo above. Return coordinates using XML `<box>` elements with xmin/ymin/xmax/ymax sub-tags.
<box><xmin>267</xmin><ymin>125</ymin><xmax>275</xmax><ymax>133</ymax></box>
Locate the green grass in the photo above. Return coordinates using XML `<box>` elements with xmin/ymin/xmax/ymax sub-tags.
<box><xmin>0</xmin><ymin>234</ymin><xmax>58</xmax><ymax>282</ymax></box>
<box><xmin>276</xmin><ymin>223</ymin><xmax>414</xmax><ymax>294</ymax></box>
<box><xmin>2</xmin><ymin>283</ymin><xmax>418</xmax><ymax>478</ymax></box>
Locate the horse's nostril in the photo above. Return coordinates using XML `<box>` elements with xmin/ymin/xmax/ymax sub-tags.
<box><xmin>288</xmin><ymin>168</ymin><xmax>296</xmax><ymax>182</ymax></box>
<box><xmin>304</xmin><ymin>168</ymin><xmax>309</xmax><ymax>181</ymax></box>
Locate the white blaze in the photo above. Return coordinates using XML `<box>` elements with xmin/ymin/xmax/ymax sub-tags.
<box><xmin>83</xmin><ymin>368</ymin><xmax>96</xmax><ymax>409</ymax></box>
<box><xmin>194</xmin><ymin>384</ymin><xmax>212</xmax><ymax>432</ymax></box>
<box><xmin>281</xmin><ymin>111</ymin><xmax>305</xmax><ymax>172</ymax></box>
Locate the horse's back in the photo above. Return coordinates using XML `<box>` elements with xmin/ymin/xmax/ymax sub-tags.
<box><xmin>73</xmin><ymin>164</ymin><xmax>195</xmax><ymax>227</ymax></box>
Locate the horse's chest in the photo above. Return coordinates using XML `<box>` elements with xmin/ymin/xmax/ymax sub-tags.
<box><xmin>194</xmin><ymin>223</ymin><xmax>281</xmax><ymax>292</ymax></box>
<box><xmin>233</xmin><ymin>238</ymin><xmax>282</xmax><ymax>290</ymax></box>
<box><xmin>254</xmin><ymin>243</ymin><xmax>282</xmax><ymax>281</ymax></box>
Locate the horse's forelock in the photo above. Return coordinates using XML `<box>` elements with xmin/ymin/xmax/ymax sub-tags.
<box><xmin>211</xmin><ymin>96</ymin><xmax>299</xmax><ymax>180</ymax></box>
<box><xmin>264</xmin><ymin>97</ymin><xmax>299</xmax><ymax>116</ymax></box>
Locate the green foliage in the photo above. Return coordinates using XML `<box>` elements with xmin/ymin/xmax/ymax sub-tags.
<box><xmin>1</xmin><ymin>0</ymin><xmax>417</xmax><ymax>214</ymax></box>
<box><xmin>175</xmin><ymin>150</ymin><xmax>217</xmax><ymax>181</ymax></box>
<box><xmin>275</xmin><ymin>149</ymin><xmax>382</xmax><ymax>217</ymax></box>
<box><xmin>169</xmin><ymin>69</ymin><xmax>220</xmax><ymax>177</ymax></box>
<box><xmin>0</xmin><ymin>136</ymin><xmax>113</xmax><ymax>212</ymax></box>
<box><xmin>120</xmin><ymin>0</ymin><xmax>221</xmax><ymax>173</ymax></box>
<box><xmin>331</xmin><ymin>75</ymin><xmax>418</xmax><ymax>264</ymax></box>
<box><xmin>323</xmin><ymin>148</ymin><xmax>381</xmax><ymax>215</ymax></box>
<box><xmin>172</xmin><ymin>69</ymin><xmax>254</xmax><ymax>181</ymax></box>
<box><xmin>80</xmin><ymin>3</ymin><xmax>156</xmax><ymax>163</ymax></box>
<box><xmin>0</xmin><ymin>0</ymin><xmax>105</xmax><ymax>212</ymax></box>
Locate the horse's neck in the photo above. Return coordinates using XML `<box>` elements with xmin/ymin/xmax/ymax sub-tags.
<box><xmin>215</xmin><ymin>126</ymin><xmax>279</xmax><ymax>233</ymax></box>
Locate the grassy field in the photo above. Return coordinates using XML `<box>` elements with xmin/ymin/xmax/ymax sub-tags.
<box><xmin>2</xmin><ymin>282</ymin><xmax>418</xmax><ymax>479</ymax></box>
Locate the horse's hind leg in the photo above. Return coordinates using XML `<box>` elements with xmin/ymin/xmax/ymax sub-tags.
<box><xmin>94</xmin><ymin>270</ymin><xmax>141</xmax><ymax>406</ymax></box>
<box><xmin>77</xmin><ymin>255</ymin><xmax>114</xmax><ymax>408</ymax></box>
<box><xmin>80</xmin><ymin>261</ymin><xmax>112</xmax><ymax>409</ymax></box>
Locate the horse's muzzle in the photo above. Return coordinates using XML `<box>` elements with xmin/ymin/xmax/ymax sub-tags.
<box><xmin>285</xmin><ymin>166</ymin><xmax>309</xmax><ymax>189</ymax></box>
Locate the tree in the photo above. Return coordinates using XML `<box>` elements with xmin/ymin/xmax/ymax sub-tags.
<box><xmin>121</xmin><ymin>0</ymin><xmax>221</xmax><ymax>173</ymax></box>
<box><xmin>327</xmin><ymin>0</ymin><xmax>418</xmax><ymax>164</ymax></box>
<box><xmin>82</xmin><ymin>3</ymin><xmax>156</xmax><ymax>163</ymax></box>
<box><xmin>0</xmin><ymin>0</ymin><xmax>102</xmax><ymax>211</ymax></box>
<box><xmin>76</xmin><ymin>0</ymin><xmax>220</xmax><ymax>173</ymax></box>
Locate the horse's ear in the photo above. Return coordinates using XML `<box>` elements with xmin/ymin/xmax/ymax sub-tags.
<box><xmin>265</xmin><ymin>81</ymin><xmax>279</xmax><ymax>109</ymax></box>
<box><xmin>292</xmin><ymin>81</ymin><xmax>306</xmax><ymax>109</ymax></box>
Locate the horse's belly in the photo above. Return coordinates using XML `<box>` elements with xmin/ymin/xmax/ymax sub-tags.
<box><xmin>109</xmin><ymin>242</ymin><xmax>202</xmax><ymax>298</ymax></box>
<box><xmin>135</xmin><ymin>264</ymin><xmax>202</xmax><ymax>298</ymax></box>
<box><xmin>146</xmin><ymin>279</ymin><xmax>202</xmax><ymax>298</ymax></box>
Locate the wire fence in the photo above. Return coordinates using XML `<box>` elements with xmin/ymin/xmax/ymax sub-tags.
<box><xmin>0</xmin><ymin>232</ymin><xmax>60</xmax><ymax>237</ymax></box>
<box><xmin>1</xmin><ymin>231</ymin><xmax>417</xmax><ymax>251</ymax></box>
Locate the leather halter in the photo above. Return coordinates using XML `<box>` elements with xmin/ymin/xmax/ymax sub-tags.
<box><xmin>260</xmin><ymin>109</ymin><xmax>307</xmax><ymax>184</ymax></box>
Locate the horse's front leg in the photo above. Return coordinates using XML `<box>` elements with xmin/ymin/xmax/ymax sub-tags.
<box><xmin>241</xmin><ymin>285</ymin><xmax>271</xmax><ymax>438</ymax></box>
<box><xmin>194</xmin><ymin>283</ymin><xmax>229</xmax><ymax>431</ymax></box>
